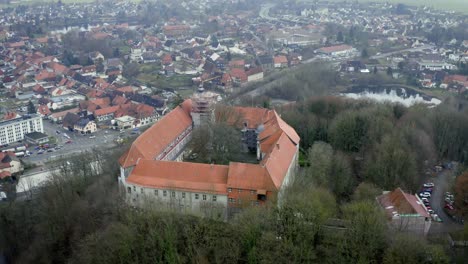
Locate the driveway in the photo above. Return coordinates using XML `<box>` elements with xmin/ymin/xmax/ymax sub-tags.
<box><xmin>428</xmin><ymin>166</ymin><xmax>463</xmax><ymax>234</ymax></box>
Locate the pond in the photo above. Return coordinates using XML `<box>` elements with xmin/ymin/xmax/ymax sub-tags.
<box><xmin>341</xmin><ymin>85</ymin><xmax>441</xmax><ymax>107</ymax></box>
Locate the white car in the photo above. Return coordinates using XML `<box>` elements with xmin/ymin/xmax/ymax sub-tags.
<box><xmin>423</xmin><ymin>183</ymin><xmax>434</xmax><ymax>188</ymax></box>
<box><xmin>419</xmin><ymin>192</ymin><xmax>431</xmax><ymax>198</ymax></box>
<box><xmin>89</xmin><ymin>136</ymin><xmax>96</xmax><ymax>139</ymax></box>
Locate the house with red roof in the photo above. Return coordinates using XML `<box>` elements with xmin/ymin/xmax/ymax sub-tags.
<box><xmin>230</xmin><ymin>68</ymin><xmax>247</xmax><ymax>83</ymax></box>
<box><xmin>246</xmin><ymin>67</ymin><xmax>264</xmax><ymax>82</ymax></box>
<box><xmin>119</xmin><ymin>98</ymin><xmax>300</xmax><ymax>219</ymax></box>
<box><xmin>377</xmin><ymin>188</ymin><xmax>431</xmax><ymax>236</ymax></box>
<box><xmin>0</xmin><ymin>151</ymin><xmax>23</xmax><ymax>176</ymax></box>
<box><xmin>37</xmin><ymin>105</ymin><xmax>51</xmax><ymax>117</ymax></box>
<box><xmin>273</xmin><ymin>55</ymin><xmax>288</xmax><ymax>68</ymax></box>
<box><xmin>316</xmin><ymin>44</ymin><xmax>355</xmax><ymax>57</ymax></box>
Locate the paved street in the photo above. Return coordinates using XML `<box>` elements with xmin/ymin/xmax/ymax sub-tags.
<box><xmin>428</xmin><ymin>165</ymin><xmax>463</xmax><ymax>235</ymax></box>
<box><xmin>22</xmin><ymin>120</ymin><xmax>128</xmax><ymax>164</ymax></box>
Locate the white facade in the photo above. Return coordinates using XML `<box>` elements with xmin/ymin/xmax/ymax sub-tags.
<box><xmin>247</xmin><ymin>72</ymin><xmax>264</xmax><ymax>82</ymax></box>
<box><xmin>124</xmin><ymin>183</ymin><xmax>228</xmax><ymax>219</ymax></box>
<box><xmin>0</xmin><ymin>115</ymin><xmax>44</xmax><ymax>145</ymax></box>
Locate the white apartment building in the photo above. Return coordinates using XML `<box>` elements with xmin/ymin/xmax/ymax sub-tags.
<box><xmin>0</xmin><ymin>115</ymin><xmax>44</xmax><ymax>145</ymax></box>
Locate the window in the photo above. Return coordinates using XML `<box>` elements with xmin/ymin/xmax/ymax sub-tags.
<box><xmin>255</xmin><ymin>201</ymin><xmax>259</xmax><ymax>206</ymax></box>
<box><xmin>154</xmin><ymin>190</ymin><xmax>158</xmax><ymax>196</ymax></box>
<box><xmin>250</xmin><ymin>190</ymin><xmax>256</xmax><ymax>195</ymax></box>
<box><xmin>163</xmin><ymin>190</ymin><xmax>167</xmax><ymax>197</ymax></box>
<box><xmin>127</xmin><ymin>187</ymin><xmax>131</xmax><ymax>194</ymax></box>
<box><xmin>228</xmin><ymin>188</ymin><xmax>232</xmax><ymax>193</ymax></box>
<box><xmin>195</xmin><ymin>194</ymin><xmax>199</xmax><ymax>199</ymax></box>
<box><xmin>229</xmin><ymin>198</ymin><xmax>236</xmax><ymax>203</ymax></box>
<box><xmin>203</xmin><ymin>194</ymin><xmax>207</xmax><ymax>201</ymax></box>
<box><xmin>212</xmin><ymin>195</ymin><xmax>217</xmax><ymax>202</ymax></box>
<box><xmin>141</xmin><ymin>188</ymin><xmax>144</xmax><ymax>194</ymax></box>
<box><xmin>172</xmin><ymin>191</ymin><xmax>175</xmax><ymax>197</ymax></box>
<box><xmin>182</xmin><ymin>192</ymin><xmax>185</xmax><ymax>198</ymax></box>
<box><xmin>133</xmin><ymin>186</ymin><xmax>136</xmax><ymax>192</ymax></box>
<box><xmin>238</xmin><ymin>189</ymin><xmax>242</xmax><ymax>193</ymax></box>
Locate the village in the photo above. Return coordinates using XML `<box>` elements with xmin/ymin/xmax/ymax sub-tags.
<box><xmin>0</xmin><ymin>0</ymin><xmax>467</xmax><ymax>261</ymax></box>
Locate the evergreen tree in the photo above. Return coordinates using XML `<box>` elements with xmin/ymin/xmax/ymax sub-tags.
<box><xmin>337</xmin><ymin>31</ymin><xmax>344</xmax><ymax>42</ymax></box>
<box><xmin>27</xmin><ymin>101</ymin><xmax>36</xmax><ymax>114</ymax></box>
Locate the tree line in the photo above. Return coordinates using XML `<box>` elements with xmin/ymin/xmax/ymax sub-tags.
<box><xmin>0</xmin><ymin>147</ymin><xmax>454</xmax><ymax>263</ymax></box>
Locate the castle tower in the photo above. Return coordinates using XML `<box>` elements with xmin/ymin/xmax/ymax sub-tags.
<box><xmin>190</xmin><ymin>87</ymin><xmax>220</xmax><ymax>127</ymax></box>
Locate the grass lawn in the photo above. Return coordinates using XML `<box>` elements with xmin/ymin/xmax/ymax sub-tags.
<box><xmin>137</xmin><ymin>73</ymin><xmax>194</xmax><ymax>90</ymax></box>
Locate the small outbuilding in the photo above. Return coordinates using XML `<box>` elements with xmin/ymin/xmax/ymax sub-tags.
<box><xmin>25</xmin><ymin>131</ymin><xmax>49</xmax><ymax>145</ymax></box>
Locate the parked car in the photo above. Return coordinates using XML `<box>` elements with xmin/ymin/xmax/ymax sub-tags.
<box><xmin>444</xmin><ymin>204</ymin><xmax>454</xmax><ymax>210</ymax></box>
<box><xmin>423</xmin><ymin>183</ymin><xmax>435</xmax><ymax>188</ymax></box>
<box><xmin>419</xmin><ymin>192</ymin><xmax>431</xmax><ymax>198</ymax></box>
<box><xmin>0</xmin><ymin>191</ymin><xmax>7</xmax><ymax>201</ymax></box>
<box><xmin>432</xmin><ymin>214</ymin><xmax>443</xmax><ymax>222</ymax></box>
<box><xmin>65</xmin><ymin>140</ymin><xmax>72</xmax><ymax>144</ymax></box>
<box><xmin>428</xmin><ymin>209</ymin><xmax>435</xmax><ymax>215</ymax></box>
<box><xmin>89</xmin><ymin>136</ymin><xmax>96</xmax><ymax>139</ymax></box>
<box><xmin>422</xmin><ymin>188</ymin><xmax>433</xmax><ymax>193</ymax></box>
<box><xmin>421</xmin><ymin>198</ymin><xmax>429</xmax><ymax>203</ymax></box>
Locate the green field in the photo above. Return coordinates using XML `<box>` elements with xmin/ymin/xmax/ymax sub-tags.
<box><xmin>325</xmin><ymin>0</ymin><xmax>468</xmax><ymax>14</ymax></box>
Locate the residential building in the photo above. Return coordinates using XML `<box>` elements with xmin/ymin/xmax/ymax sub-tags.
<box><xmin>0</xmin><ymin>115</ymin><xmax>44</xmax><ymax>145</ymax></box>
<box><xmin>377</xmin><ymin>188</ymin><xmax>431</xmax><ymax>236</ymax></box>
<box><xmin>0</xmin><ymin>151</ymin><xmax>23</xmax><ymax>176</ymax></box>
<box><xmin>74</xmin><ymin>119</ymin><xmax>97</xmax><ymax>134</ymax></box>
<box><xmin>246</xmin><ymin>67</ymin><xmax>264</xmax><ymax>82</ymax></box>
<box><xmin>115</xmin><ymin>115</ymin><xmax>136</xmax><ymax>130</ymax></box>
<box><xmin>316</xmin><ymin>45</ymin><xmax>356</xmax><ymax>57</ymax></box>
<box><xmin>274</xmin><ymin>55</ymin><xmax>289</xmax><ymax>68</ymax></box>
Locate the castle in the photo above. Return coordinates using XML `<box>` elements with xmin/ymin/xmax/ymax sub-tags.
<box><xmin>118</xmin><ymin>96</ymin><xmax>300</xmax><ymax>220</ymax></box>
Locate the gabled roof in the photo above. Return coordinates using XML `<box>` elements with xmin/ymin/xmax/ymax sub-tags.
<box><xmin>119</xmin><ymin>102</ymin><xmax>193</xmax><ymax>168</ymax></box>
<box><xmin>94</xmin><ymin>106</ymin><xmax>119</xmax><ymax>116</ymax></box>
<box><xmin>377</xmin><ymin>188</ymin><xmax>430</xmax><ymax>219</ymax></box>
<box><xmin>127</xmin><ymin>160</ymin><xmax>228</xmax><ymax>194</ymax></box>
<box><xmin>227</xmin><ymin>162</ymin><xmax>275</xmax><ymax>191</ymax></box>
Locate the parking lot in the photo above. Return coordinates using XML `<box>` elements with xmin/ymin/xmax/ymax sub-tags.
<box><xmin>22</xmin><ymin>120</ymin><xmax>133</xmax><ymax>164</ymax></box>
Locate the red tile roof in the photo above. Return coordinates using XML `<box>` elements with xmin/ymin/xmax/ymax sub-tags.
<box><xmin>0</xmin><ymin>171</ymin><xmax>11</xmax><ymax>179</ymax></box>
<box><xmin>3</xmin><ymin>112</ymin><xmax>18</xmax><ymax>121</ymax></box>
<box><xmin>273</xmin><ymin>55</ymin><xmax>288</xmax><ymax>64</ymax></box>
<box><xmin>94</xmin><ymin>106</ymin><xmax>119</xmax><ymax>116</ymax></box>
<box><xmin>119</xmin><ymin>102</ymin><xmax>193</xmax><ymax>168</ymax></box>
<box><xmin>37</xmin><ymin>105</ymin><xmax>51</xmax><ymax>116</ymax></box>
<box><xmin>318</xmin><ymin>44</ymin><xmax>353</xmax><ymax>53</ymax></box>
<box><xmin>121</xmin><ymin>104</ymin><xmax>300</xmax><ymax>199</ymax></box>
<box><xmin>127</xmin><ymin>160</ymin><xmax>228</xmax><ymax>194</ymax></box>
<box><xmin>227</xmin><ymin>162</ymin><xmax>275</xmax><ymax>191</ymax></box>
<box><xmin>377</xmin><ymin>188</ymin><xmax>430</xmax><ymax>219</ymax></box>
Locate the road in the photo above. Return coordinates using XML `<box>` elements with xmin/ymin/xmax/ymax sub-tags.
<box><xmin>428</xmin><ymin>166</ymin><xmax>463</xmax><ymax>234</ymax></box>
<box><xmin>259</xmin><ymin>4</ymin><xmax>276</xmax><ymax>21</ymax></box>
<box><xmin>370</xmin><ymin>44</ymin><xmax>435</xmax><ymax>59</ymax></box>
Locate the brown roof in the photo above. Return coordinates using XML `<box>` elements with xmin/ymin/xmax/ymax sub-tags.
<box><xmin>318</xmin><ymin>44</ymin><xmax>353</xmax><ymax>53</ymax></box>
<box><xmin>94</xmin><ymin>105</ymin><xmax>119</xmax><ymax>116</ymax></box>
<box><xmin>227</xmin><ymin>162</ymin><xmax>275</xmax><ymax>191</ymax></box>
<box><xmin>121</xmin><ymin>104</ymin><xmax>300</xmax><ymax>197</ymax></box>
<box><xmin>119</xmin><ymin>102</ymin><xmax>193</xmax><ymax>168</ymax></box>
<box><xmin>127</xmin><ymin>160</ymin><xmax>228</xmax><ymax>194</ymax></box>
<box><xmin>377</xmin><ymin>188</ymin><xmax>430</xmax><ymax>219</ymax></box>
<box><xmin>273</xmin><ymin>55</ymin><xmax>288</xmax><ymax>64</ymax></box>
